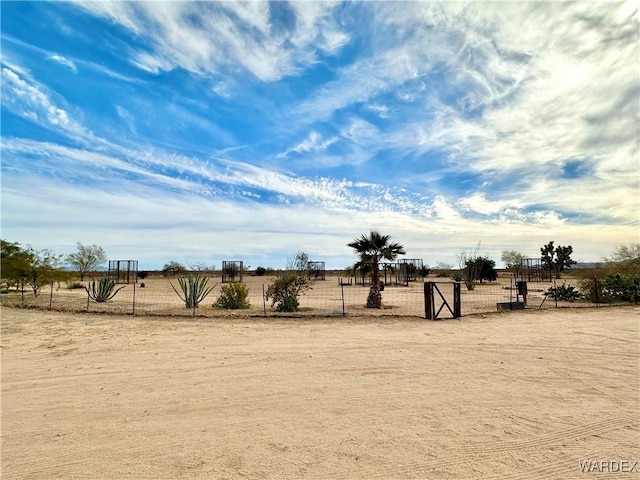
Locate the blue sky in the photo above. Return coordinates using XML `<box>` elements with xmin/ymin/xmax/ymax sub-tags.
<box><xmin>1</xmin><ymin>1</ymin><xmax>638</xmax><ymax>270</ymax></box>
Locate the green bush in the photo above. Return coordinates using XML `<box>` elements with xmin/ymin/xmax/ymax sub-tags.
<box><xmin>581</xmin><ymin>274</ymin><xmax>639</xmax><ymax>303</ymax></box>
<box><xmin>67</xmin><ymin>281</ymin><xmax>84</xmax><ymax>289</ymax></box>
<box><xmin>254</xmin><ymin>266</ymin><xmax>267</xmax><ymax>276</ymax></box>
<box><xmin>265</xmin><ymin>272</ymin><xmax>311</xmax><ymax>312</ymax></box>
<box><xmin>545</xmin><ymin>283</ymin><xmax>581</xmax><ymax>302</ymax></box>
<box><xmin>214</xmin><ymin>282</ymin><xmax>250</xmax><ymax>309</ymax></box>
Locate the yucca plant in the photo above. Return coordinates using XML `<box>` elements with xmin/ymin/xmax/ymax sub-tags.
<box><xmin>85</xmin><ymin>277</ymin><xmax>125</xmax><ymax>302</ymax></box>
<box><xmin>170</xmin><ymin>274</ymin><xmax>216</xmax><ymax>309</ymax></box>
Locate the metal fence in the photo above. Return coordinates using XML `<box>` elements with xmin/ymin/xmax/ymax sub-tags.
<box><xmin>1</xmin><ymin>274</ymin><xmax>636</xmax><ymax>319</ymax></box>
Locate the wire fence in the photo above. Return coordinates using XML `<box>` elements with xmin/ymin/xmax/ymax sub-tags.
<box><xmin>1</xmin><ymin>273</ymin><xmax>637</xmax><ymax>319</ymax></box>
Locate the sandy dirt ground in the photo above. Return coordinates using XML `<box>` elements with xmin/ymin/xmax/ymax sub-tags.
<box><xmin>1</xmin><ymin>306</ymin><xmax>638</xmax><ymax>479</ymax></box>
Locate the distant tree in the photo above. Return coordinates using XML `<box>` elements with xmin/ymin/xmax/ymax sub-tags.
<box><xmin>25</xmin><ymin>248</ymin><xmax>65</xmax><ymax>296</ymax></box>
<box><xmin>348</xmin><ymin>231</ymin><xmax>406</xmax><ymax>308</ymax></box>
<box><xmin>541</xmin><ymin>241</ymin><xmax>576</xmax><ymax>279</ymax></box>
<box><xmin>435</xmin><ymin>261</ymin><xmax>454</xmax><ymax>270</ymax></box>
<box><xmin>1</xmin><ymin>240</ymin><xmax>67</xmax><ymax>295</ymax></box>
<box><xmin>457</xmin><ymin>243</ymin><xmax>482</xmax><ymax>290</ymax></box>
<box><xmin>287</xmin><ymin>251</ymin><xmax>311</xmax><ymax>276</ymax></box>
<box><xmin>501</xmin><ymin>250</ymin><xmax>525</xmax><ymax>276</ymax></box>
<box><xmin>604</xmin><ymin>244</ymin><xmax>640</xmax><ymax>264</ymax></box>
<box><xmin>1</xmin><ymin>239</ymin><xmax>32</xmax><ymax>289</ymax></box>
<box><xmin>162</xmin><ymin>261</ymin><xmax>186</xmax><ymax>277</ymax></box>
<box><xmin>466</xmin><ymin>256</ymin><xmax>498</xmax><ymax>283</ymax></box>
<box><xmin>420</xmin><ymin>264</ymin><xmax>431</xmax><ymax>279</ymax></box>
<box><xmin>189</xmin><ymin>262</ymin><xmax>215</xmax><ymax>274</ymax></box>
<box><xmin>66</xmin><ymin>242</ymin><xmax>107</xmax><ymax>281</ymax></box>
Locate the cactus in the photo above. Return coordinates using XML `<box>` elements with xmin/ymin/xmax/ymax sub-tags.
<box><xmin>545</xmin><ymin>283</ymin><xmax>581</xmax><ymax>302</ymax></box>
<box><xmin>170</xmin><ymin>274</ymin><xmax>216</xmax><ymax>308</ymax></box>
<box><xmin>85</xmin><ymin>277</ymin><xmax>125</xmax><ymax>302</ymax></box>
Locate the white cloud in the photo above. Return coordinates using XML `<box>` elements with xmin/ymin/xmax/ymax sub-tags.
<box><xmin>278</xmin><ymin>130</ymin><xmax>338</xmax><ymax>158</ymax></box>
<box><xmin>458</xmin><ymin>194</ymin><xmax>523</xmax><ymax>216</ymax></box>
<box><xmin>75</xmin><ymin>1</ymin><xmax>350</xmax><ymax>83</ymax></box>
<box><xmin>3</xmin><ymin>168</ymin><xmax>634</xmax><ymax>269</ymax></box>
<box><xmin>47</xmin><ymin>54</ymin><xmax>77</xmax><ymax>73</ymax></box>
<box><xmin>367</xmin><ymin>104</ymin><xmax>390</xmax><ymax>119</ymax></box>
<box><xmin>1</xmin><ymin>66</ymin><xmax>87</xmax><ymax>137</ymax></box>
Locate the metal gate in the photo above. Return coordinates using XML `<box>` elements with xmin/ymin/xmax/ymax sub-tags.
<box><xmin>424</xmin><ymin>282</ymin><xmax>461</xmax><ymax>320</ymax></box>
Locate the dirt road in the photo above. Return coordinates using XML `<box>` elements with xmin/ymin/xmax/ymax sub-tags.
<box><xmin>2</xmin><ymin>306</ymin><xmax>638</xmax><ymax>479</ymax></box>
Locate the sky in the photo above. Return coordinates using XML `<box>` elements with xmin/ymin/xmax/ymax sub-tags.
<box><xmin>1</xmin><ymin>1</ymin><xmax>638</xmax><ymax>271</ymax></box>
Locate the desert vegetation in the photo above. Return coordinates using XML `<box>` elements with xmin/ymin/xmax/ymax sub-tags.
<box><xmin>214</xmin><ymin>282</ymin><xmax>251</xmax><ymax>310</ymax></box>
<box><xmin>66</xmin><ymin>243</ymin><xmax>107</xmax><ymax>281</ymax></box>
<box><xmin>348</xmin><ymin>231</ymin><xmax>406</xmax><ymax>308</ymax></box>
<box><xmin>170</xmin><ymin>274</ymin><xmax>217</xmax><ymax>309</ymax></box>
<box><xmin>265</xmin><ymin>251</ymin><xmax>313</xmax><ymax>312</ymax></box>
<box><xmin>85</xmin><ymin>277</ymin><xmax>125</xmax><ymax>303</ymax></box>
<box><xmin>2</xmin><ymin>238</ymin><xmax>638</xmax><ymax>316</ymax></box>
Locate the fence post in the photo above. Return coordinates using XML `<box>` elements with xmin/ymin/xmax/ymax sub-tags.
<box><xmin>424</xmin><ymin>282</ymin><xmax>432</xmax><ymax>319</ymax></box>
<box><xmin>341</xmin><ymin>283</ymin><xmax>345</xmax><ymax>316</ymax></box>
<box><xmin>594</xmin><ymin>276</ymin><xmax>599</xmax><ymax>306</ymax></box>
<box><xmin>132</xmin><ymin>280</ymin><xmax>136</xmax><ymax>316</ymax></box>
<box><xmin>262</xmin><ymin>284</ymin><xmax>267</xmax><ymax>317</ymax></box>
<box><xmin>453</xmin><ymin>282</ymin><xmax>461</xmax><ymax>318</ymax></box>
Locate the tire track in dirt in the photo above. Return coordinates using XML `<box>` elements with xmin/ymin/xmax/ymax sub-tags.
<box><xmin>455</xmin><ymin>415</ymin><xmax>636</xmax><ymax>456</ymax></box>
<box><xmin>305</xmin><ymin>415</ymin><xmax>637</xmax><ymax>480</ymax></box>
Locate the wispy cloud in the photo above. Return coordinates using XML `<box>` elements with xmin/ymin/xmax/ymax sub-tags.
<box><xmin>75</xmin><ymin>1</ymin><xmax>350</xmax><ymax>83</ymax></box>
<box><xmin>278</xmin><ymin>131</ymin><xmax>338</xmax><ymax>158</ymax></box>
<box><xmin>47</xmin><ymin>54</ymin><xmax>77</xmax><ymax>73</ymax></box>
<box><xmin>1</xmin><ymin>65</ymin><xmax>87</xmax><ymax>138</ymax></box>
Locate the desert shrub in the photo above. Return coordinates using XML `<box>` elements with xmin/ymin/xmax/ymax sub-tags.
<box><xmin>137</xmin><ymin>271</ymin><xmax>149</xmax><ymax>280</ymax></box>
<box><xmin>214</xmin><ymin>282</ymin><xmax>250</xmax><ymax>309</ymax></box>
<box><xmin>581</xmin><ymin>274</ymin><xmax>639</xmax><ymax>303</ymax></box>
<box><xmin>545</xmin><ymin>283</ymin><xmax>581</xmax><ymax>302</ymax></box>
<box><xmin>265</xmin><ymin>272</ymin><xmax>311</xmax><ymax>312</ymax></box>
<box><xmin>255</xmin><ymin>266</ymin><xmax>267</xmax><ymax>276</ymax></box>
<box><xmin>85</xmin><ymin>277</ymin><xmax>125</xmax><ymax>303</ymax></box>
<box><xmin>67</xmin><ymin>281</ymin><xmax>84</xmax><ymax>289</ymax></box>
<box><xmin>170</xmin><ymin>274</ymin><xmax>216</xmax><ymax>308</ymax></box>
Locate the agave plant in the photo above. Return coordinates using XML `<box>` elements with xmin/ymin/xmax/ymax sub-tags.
<box><xmin>85</xmin><ymin>277</ymin><xmax>125</xmax><ymax>303</ymax></box>
<box><xmin>170</xmin><ymin>274</ymin><xmax>216</xmax><ymax>309</ymax></box>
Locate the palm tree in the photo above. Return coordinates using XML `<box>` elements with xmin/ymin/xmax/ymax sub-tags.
<box><xmin>348</xmin><ymin>231</ymin><xmax>406</xmax><ymax>308</ymax></box>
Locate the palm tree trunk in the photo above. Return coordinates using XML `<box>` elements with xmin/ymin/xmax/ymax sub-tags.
<box><xmin>367</xmin><ymin>256</ymin><xmax>382</xmax><ymax>308</ymax></box>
